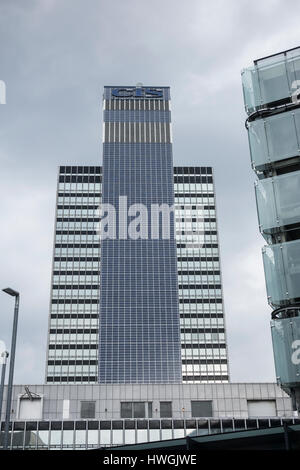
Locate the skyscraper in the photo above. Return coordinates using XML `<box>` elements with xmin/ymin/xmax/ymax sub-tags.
<box><xmin>100</xmin><ymin>86</ymin><xmax>182</xmax><ymax>383</ymax></box>
<box><xmin>45</xmin><ymin>86</ymin><xmax>229</xmax><ymax>384</ymax></box>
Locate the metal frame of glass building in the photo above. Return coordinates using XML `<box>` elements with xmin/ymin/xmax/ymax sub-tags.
<box><xmin>242</xmin><ymin>46</ymin><xmax>300</xmax><ymax>411</ymax></box>
<box><xmin>45</xmin><ymin>86</ymin><xmax>229</xmax><ymax>384</ymax></box>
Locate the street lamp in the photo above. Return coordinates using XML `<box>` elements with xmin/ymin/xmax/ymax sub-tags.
<box><xmin>2</xmin><ymin>288</ymin><xmax>19</xmax><ymax>450</ymax></box>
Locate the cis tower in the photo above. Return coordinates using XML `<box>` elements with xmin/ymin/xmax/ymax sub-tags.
<box><xmin>46</xmin><ymin>86</ymin><xmax>229</xmax><ymax>384</ymax></box>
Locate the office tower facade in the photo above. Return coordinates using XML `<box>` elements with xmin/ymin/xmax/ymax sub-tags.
<box><xmin>174</xmin><ymin>167</ymin><xmax>228</xmax><ymax>382</ymax></box>
<box><xmin>46</xmin><ymin>166</ymin><xmax>229</xmax><ymax>384</ymax></box>
<box><xmin>46</xmin><ymin>86</ymin><xmax>229</xmax><ymax>384</ymax></box>
<box><xmin>242</xmin><ymin>47</ymin><xmax>300</xmax><ymax>410</ymax></box>
<box><xmin>100</xmin><ymin>86</ymin><xmax>182</xmax><ymax>383</ymax></box>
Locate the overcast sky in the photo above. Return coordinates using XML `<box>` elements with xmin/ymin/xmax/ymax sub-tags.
<box><xmin>0</xmin><ymin>0</ymin><xmax>299</xmax><ymax>385</ymax></box>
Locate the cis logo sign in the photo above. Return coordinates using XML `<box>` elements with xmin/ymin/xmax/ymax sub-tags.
<box><xmin>111</xmin><ymin>87</ymin><xmax>163</xmax><ymax>98</ymax></box>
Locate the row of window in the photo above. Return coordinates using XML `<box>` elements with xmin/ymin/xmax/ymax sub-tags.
<box><xmin>57</xmin><ymin>166</ymin><xmax>213</xmax><ymax>176</ymax></box>
<box><xmin>53</xmin><ymin>266</ymin><xmax>220</xmax><ymax>280</ymax></box>
<box><xmin>56</xmin><ymin>197</ymin><xmax>215</xmax><ymax>206</ymax></box>
<box><xmin>52</xmin><ymin>263</ymin><xmax>219</xmax><ymax>271</ymax></box>
<box><xmin>175</xmin><ymin>184</ymin><xmax>214</xmax><ymax>192</ymax></box>
<box><xmin>50</xmin><ymin>298</ymin><xmax>223</xmax><ymax>305</ymax></box>
<box><xmin>50</xmin><ymin>279</ymin><xmax>221</xmax><ymax>288</ymax></box>
<box><xmin>51</xmin><ymin>283</ymin><xmax>221</xmax><ymax>290</ymax></box>
<box><xmin>55</xmin><ymin>223</ymin><xmax>217</xmax><ymax>231</ymax></box>
<box><xmin>104</xmin><ymin>98</ymin><xmax>170</xmax><ymax>111</ymax></box>
<box><xmin>59</xmin><ymin>166</ymin><xmax>101</xmax><ymax>174</ymax></box>
<box><xmin>48</xmin><ymin>311</ymin><xmax>224</xmax><ymax>319</ymax></box>
<box><xmin>59</xmin><ymin>176</ymin><xmax>101</xmax><ymax>183</ymax></box>
<box><xmin>53</xmin><ymin>255</ymin><xmax>219</xmax><ymax>262</ymax></box>
<box><xmin>58</xmin><ymin>183</ymin><xmax>101</xmax><ymax>191</ymax></box>
<box><xmin>103</xmin><ymin>121</ymin><xmax>172</xmax><ymax>143</ymax></box>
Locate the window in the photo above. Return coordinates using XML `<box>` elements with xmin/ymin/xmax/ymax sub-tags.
<box><xmin>160</xmin><ymin>402</ymin><xmax>172</xmax><ymax>418</ymax></box>
<box><xmin>191</xmin><ymin>400</ymin><xmax>213</xmax><ymax>417</ymax></box>
<box><xmin>120</xmin><ymin>402</ymin><xmax>152</xmax><ymax>419</ymax></box>
<box><xmin>120</xmin><ymin>402</ymin><xmax>132</xmax><ymax>419</ymax></box>
<box><xmin>133</xmin><ymin>402</ymin><xmax>145</xmax><ymax>418</ymax></box>
<box><xmin>80</xmin><ymin>401</ymin><xmax>96</xmax><ymax>419</ymax></box>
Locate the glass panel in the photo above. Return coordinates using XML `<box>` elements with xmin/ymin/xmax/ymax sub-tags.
<box><xmin>248</xmin><ymin>119</ymin><xmax>269</xmax><ymax>168</ymax></box>
<box><xmin>161</xmin><ymin>429</ymin><xmax>173</xmax><ymax>440</ymax></box>
<box><xmin>246</xmin><ymin>419</ymin><xmax>258</xmax><ymax>430</ymax></box>
<box><xmin>241</xmin><ymin>67</ymin><xmax>260</xmax><ymax>113</ymax></box>
<box><xmin>197</xmin><ymin>419</ymin><xmax>209</xmax><ymax>436</ymax></box>
<box><xmin>248</xmin><ymin>109</ymin><xmax>300</xmax><ymax>170</ymax></box>
<box><xmin>160</xmin><ymin>402</ymin><xmax>172</xmax><ymax>418</ymax></box>
<box><xmin>263</xmin><ymin>240</ymin><xmax>300</xmax><ymax>306</ymax></box>
<box><xmin>234</xmin><ymin>419</ymin><xmax>246</xmax><ymax>430</ymax></box>
<box><xmin>80</xmin><ymin>401</ymin><xmax>95</xmax><ymax>419</ymax></box>
<box><xmin>255</xmin><ymin>178</ymin><xmax>277</xmax><ymax>235</ymax></box>
<box><xmin>173</xmin><ymin>429</ymin><xmax>185</xmax><ymax>438</ymax></box>
<box><xmin>210</xmin><ymin>420</ymin><xmax>221</xmax><ymax>434</ymax></box>
<box><xmin>283</xmin><ymin>236</ymin><xmax>300</xmax><ymax>287</ymax></box>
<box><xmin>263</xmin><ymin>244</ymin><xmax>288</xmax><ymax>306</ymax></box>
<box><xmin>271</xmin><ymin>315</ymin><xmax>300</xmax><ymax>387</ymax></box>
<box><xmin>112</xmin><ymin>430</ymin><xmax>123</xmax><ymax>445</ymax></box>
<box><xmin>191</xmin><ymin>401</ymin><xmax>213</xmax><ymax>417</ymax></box>
<box><xmin>24</xmin><ymin>430</ymin><xmax>37</xmax><ymax>449</ymax></box>
<box><xmin>75</xmin><ymin>430</ymin><xmax>86</xmax><ymax>448</ymax></box>
<box><xmin>265</xmin><ymin>111</ymin><xmax>298</xmax><ymax>162</ymax></box>
<box><xmin>50</xmin><ymin>430</ymin><xmax>61</xmax><ymax>449</ymax></box>
<box><xmin>124</xmin><ymin>430</ymin><xmax>135</xmax><ymax>444</ymax></box>
<box><xmin>148</xmin><ymin>402</ymin><xmax>153</xmax><ymax>418</ymax></box>
<box><xmin>258</xmin><ymin>419</ymin><xmax>270</xmax><ymax>429</ymax></box>
<box><xmin>100</xmin><ymin>430</ymin><xmax>111</xmax><ymax>445</ymax></box>
<box><xmin>62</xmin><ymin>430</ymin><xmax>74</xmax><ymax>448</ymax></box>
<box><xmin>256</xmin><ymin>170</ymin><xmax>300</xmax><ymax>234</ymax></box>
<box><xmin>186</xmin><ymin>428</ymin><xmax>197</xmax><ymax>437</ymax></box>
<box><xmin>11</xmin><ymin>430</ymin><xmax>24</xmax><ymax>449</ymax></box>
<box><xmin>287</xmin><ymin>56</ymin><xmax>300</xmax><ymax>89</ymax></box>
<box><xmin>270</xmin><ymin>418</ymin><xmax>281</xmax><ymax>427</ymax></box>
<box><xmin>37</xmin><ymin>430</ymin><xmax>49</xmax><ymax>448</ymax></box>
<box><xmin>222</xmin><ymin>420</ymin><xmax>234</xmax><ymax>433</ymax></box>
<box><xmin>242</xmin><ymin>49</ymin><xmax>300</xmax><ymax>112</ymax></box>
<box><xmin>121</xmin><ymin>402</ymin><xmax>132</xmax><ymax>418</ymax></box>
<box><xmin>257</xmin><ymin>60</ymin><xmax>290</xmax><ymax>105</ymax></box>
<box><xmin>133</xmin><ymin>402</ymin><xmax>145</xmax><ymax>418</ymax></box>
<box><xmin>149</xmin><ymin>429</ymin><xmax>160</xmax><ymax>442</ymax></box>
<box><xmin>87</xmin><ymin>430</ymin><xmax>98</xmax><ymax>447</ymax></box>
<box><xmin>137</xmin><ymin>430</ymin><xmax>148</xmax><ymax>443</ymax></box>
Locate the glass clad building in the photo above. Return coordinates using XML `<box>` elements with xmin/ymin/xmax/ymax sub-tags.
<box><xmin>100</xmin><ymin>86</ymin><xmax>181</xmax><ymax>383</ymax></box>
<box><xmin>242</xmin><ymin>47</ymin><xmax>300</xmax><ymax>410</ymax></box>
<box><xmin>46</xmin><ymin>86</ymin><xmax>229</xmax><ymax>385</ymax></box>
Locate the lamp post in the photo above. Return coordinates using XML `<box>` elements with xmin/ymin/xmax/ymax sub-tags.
<box><xmin>2</xmin><ymin>288</ymin><xmax>19</xmax><ymax>450</ymax></box>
